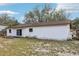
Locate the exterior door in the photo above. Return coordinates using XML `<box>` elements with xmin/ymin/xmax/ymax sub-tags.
<box><xmin>17</xmin><ymin>29</ymin><xmax>22</xmax><ymax>36</ymax></box>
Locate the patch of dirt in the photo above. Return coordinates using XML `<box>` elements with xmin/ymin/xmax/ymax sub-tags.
<box><xmin>72</xmin><ymin>41</ymin><xmax>79</xmax><ymax>44</ymax></box>
<box><xmin>35</xmin><ymin>48</ymin><xmax>49</xmax><ymax>53</ymax></box>
<box><xmin>3</xmin><ymin>40</ymin><xmax>13</xmax><ymax>44</ymax></box>
<box><xmin>0</xmin><ymin>44</ymin><xmax>4</xmax><ymax>48</ymax></box>
<box><xmin>58</xmin><ymin>52</ymin><xmax>78</xmax><ymax>56</ymax></box>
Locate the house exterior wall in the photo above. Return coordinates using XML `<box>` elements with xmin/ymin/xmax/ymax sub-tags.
<box><xmin>7</xmin><ymin>24</ymin><xmax>72</xmax><ymax>40</ymax></box>
<box><xmin>7</xmin><ymin>29</ymin><xmax>17</xmax><ymax>36</ymax></box>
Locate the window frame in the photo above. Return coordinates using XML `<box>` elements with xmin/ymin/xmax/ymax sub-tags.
<box><xmin>29</xmin><ymin>28</ymin><xmax>33</xmax><ymax>32</ymax></box>
<box><xmin>17</xmin><ymin>29</ymin><xmax>22</xmax><ymax>36</ymax></box>
<box><xmin>9</xmin><ymin>29</ymin><xmax>11</xmax><ymax>33</ymax></box>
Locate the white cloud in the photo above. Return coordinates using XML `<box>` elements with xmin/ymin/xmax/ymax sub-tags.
<box><xmin>56</xmin><ymin>3</ymin><xmax>79</xmax><ymax>13</ymax></box>
<box><xmin>0</xmin><ymin>3</ymin><xmax>13</xmax><ymax>6</ymax></box>
<box><xmin>0</xmin><ymin>10</ymin><xmax>19</xmax><ymax>15</ymax></box>
<box><xmin>0</xmin><ymin>3</ymin><xmax>8</xmax><ymax>5</ymax></box>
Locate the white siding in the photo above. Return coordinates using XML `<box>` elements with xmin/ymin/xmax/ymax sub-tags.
<box><xmin>7</xmin><ymin>29</ymin><xmax>17</xmax><ymax>36</ymax></box>
<box><xmin>22</xmin><ymin>25</ymin><xmax>71</xmax><ymax>40</ymax></box>
<box><xmin>7</xmin><ymin>24</ymin><xmax>72</xmax><ymax>40</ymax></box>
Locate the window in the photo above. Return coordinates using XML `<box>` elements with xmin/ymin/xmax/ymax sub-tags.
<box><xmin>9</xmin><ymin>29</ymin><xmax>11</xmax><ymax>33</ymax></box>
<box><xmin>29</xmin><ymin>28</ymin><xmax>33</xmax><ymax>32</ymax></box>
<box><xmin>17</xmin><ymin>29</ymin><xmax>22</xmax><ymax>36</ymax></box>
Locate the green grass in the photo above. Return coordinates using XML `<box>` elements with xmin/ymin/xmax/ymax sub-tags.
<box><xmin>0</xmin><ymin>37</ymin><xmax>79</xmax><ymax>56</ymax></box>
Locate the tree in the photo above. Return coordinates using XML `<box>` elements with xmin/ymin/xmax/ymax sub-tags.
<box><xmin>24</xmin><ymin>4</ymin><xmax>69</xmax><ymax>24</ymax></box>
<box><xmin>0</xmin><ymin>14</ymin><xmax>19</xmax><ymax>26</ymax></box>
<box><xmin>52</xmin><ymin>10</ymin><xmax>70</xmax><ymax>21</ymax></box>
<box><xmin>41</xmin><ymin>3</ymin><xmax>54</xmax><ymax>22</ymax></box>
<box><xmin>72</xmin><ymin>17</ymin><xmax>79</xmax><ymax>29</ymax></box>
<box><xmin>24</xmin><ymin>11</ymin><xmax>35</xmax><ymax>23</ymax></box>
<box><xmin>24</xmin><ymin>4</ymin><xmax>54</xmax><ymax>23</ymax></box>
<box><xmin>33</xmin><ymin>6</ymin><xmax>41</xmax><ymax>22</ymax></box>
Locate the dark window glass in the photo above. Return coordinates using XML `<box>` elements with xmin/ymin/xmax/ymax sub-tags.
<box><xmin>9</xmin><ymin>29</ymin><xmax>11</xmax><ymax>33</ymax></box>
<box><xmin>17</xmin><ymin>29</ymin><xmax>22</xmax><ymax>36</ymax></box>
<box><xmin>29</xmin><ymin>28</ymin><xmax>33</xmax><ymax>32</ymax></box>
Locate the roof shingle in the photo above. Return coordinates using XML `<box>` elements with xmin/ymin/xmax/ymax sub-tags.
<box><xmin>8</xmin><ymin>20</ymin><xmax>70</xmax><ymax>28</ymax></box>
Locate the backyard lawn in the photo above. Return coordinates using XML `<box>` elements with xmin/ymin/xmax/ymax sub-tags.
<box><xmin>0</xmin><ymin>37</ymin><xmax>79</xmax><ymax>56</ymax></box>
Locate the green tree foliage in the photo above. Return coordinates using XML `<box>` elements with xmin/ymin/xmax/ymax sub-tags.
<box><xmin>52</xmin><ymin>10</ymin><xmax>70</xmax><ymax>21</ymax></box>
<box><xmin>33</xmin><ymin>6</ymin><xmax>42</xmax><ymax>22</ymax></box>
<box><xmin>72</xmin><ymin>17</ymin><xmax>79</xmax><ymax>29</ymax></box>
<box><xmin>0</xmin><ymin>14</ymin><xmax>19</xmax><ymax>26</ymax></box>
<box><xmin>24</xmin><ymin>11</ymin><xmax>35</xmax><ymax>23</ymax></box>
<box><xmin>24</xmin><ymin>4</ymin><xmax>70</xmax><ymax>23</ymax></box>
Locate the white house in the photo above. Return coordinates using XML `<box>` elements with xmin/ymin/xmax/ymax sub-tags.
<box><xmin>6</xmin><ymin>20</ymin><xmax>72</xmax><ymax>40</ymax></box>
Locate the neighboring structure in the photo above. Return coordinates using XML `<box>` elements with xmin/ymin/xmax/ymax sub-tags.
<box><xmin>75</xmin><ymin>28</ymin><xmax>79</xmax><ymax>39</ymax></box>
<box><xmin>6</xmin><ymin>20</ymin><xmax>72</xmax><ymax>40</ymax></box>
<box><xmin>0</xmin><ymin>25</ymin><xmax>7</xmax><ymax>31</ymax></box>
<box><xmin>70</xmin><ymin>29</ymin><xmax>76</xmax><ymax>38</ymax></box>
<box><xmin>0</xmin><ymin>25</ymin><xmax>7</xmax><ymax>36</ymax></box>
